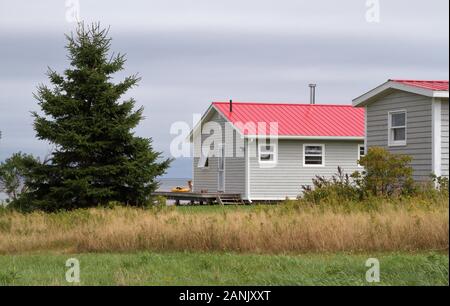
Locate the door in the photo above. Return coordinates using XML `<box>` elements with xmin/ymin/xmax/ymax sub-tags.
<box><xmin>218</xmin><ymin>143</ymin><xmax>225</xmax><ymax>192</ymax></box>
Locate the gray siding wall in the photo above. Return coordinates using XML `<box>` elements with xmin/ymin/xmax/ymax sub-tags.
<box><xmin>193</xmin><ymin>157</ymin><xmax>218</xmax><ymax>193</ymax></box>
<box><xmin>366</xmin><ymin>91</ymin><xmax>433</xmax><ymax>181</ymax></box>
<box><xmin>225</xmin><ymin>156</ymin><xmax>246</xmax><ymax>195</ymax></box>
<box><xmin>248</xmin><ymin>140</ymin><xmax>363</xmax><ymax>200</ymax></box>
<box><xmin>442</xmin><ymin>99</ymin><xmax>449</xmax><ymax>178</ymax></box>
<box><xmin>192</xmin><ymin>109</ymin><xmax>246</xmax><ymax>194</ymax></box>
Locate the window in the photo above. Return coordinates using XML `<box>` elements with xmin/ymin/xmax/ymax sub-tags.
<box><xmin>389</xmin><ymin>111</ymin><xmax>407</xmax><ymax>146</ymax></box>
<box><xmin>259</xmin><ymin>143</ymin><xmax>277</xmax><ymax>164</ymax></box>
<box><xmin>358</xmin><ymin>144</ymin><xmax>365</xmax><ymax>167</ymax></box>
<box><xmin>303</xmin><ymin>144</ymin><xmax>325</xmax><ymax>167</ymax></box>
<box><xmin>198</xmin><ymin>148</ymin><xmax>210</xmax><ymax>168</ymax></box>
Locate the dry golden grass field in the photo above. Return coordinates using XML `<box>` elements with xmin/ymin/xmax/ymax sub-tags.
<box><xmin>0</xmin><ymin>196</ymin><xmax>448</xmax><ymax>255</ymax></box>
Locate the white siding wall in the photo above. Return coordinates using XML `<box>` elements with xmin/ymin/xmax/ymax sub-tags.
<box><xmin>192</xmin><ymin>109</ymin><xmax>246</xmax><ymax>194</ymax></box>
<box><xmin>366</xmin><ymin>91</ymin><xmax>433</xmax><ymax>181</ymax></box>
<box><xmin>442</xmin><ymin>99</ymin><xmax>449</xmax><ymax>178</ymax></box>
<box><xmin>248</xmin><ymin>139</ymin><xmax>363</xmax><ymax>200</ymax></box>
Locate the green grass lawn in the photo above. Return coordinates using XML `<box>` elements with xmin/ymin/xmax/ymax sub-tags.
<box><xmin>0</xmin><ymin>252</ymin><xmax>447</xmax><ymax>286</ymax></box>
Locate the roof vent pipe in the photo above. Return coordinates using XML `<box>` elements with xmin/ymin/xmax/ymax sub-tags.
<box><xmin>229</xmin><ymin>99</ymin><xmax>233</xmax><ymax>112</ymax></box>
<box><xmin>309</xmin><ymin>84</ymin><xmax>317</xmax><ymax>105</ymax></box>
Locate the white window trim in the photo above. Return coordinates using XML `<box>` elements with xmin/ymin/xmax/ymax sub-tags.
<box><xmin>357</xmin><ymin>144</ymin><xmax>365</xmax><ymax>168</ymax></box>
<box><xmin>258</xmin><ymin>143</ymin><xmax>278</xmax><ymax>164</ymax></box>
<box><xmin>303</xmin><ymin>144</ymin><xmax>325</xmax><ymax>167</ymax></box>
<box><xmin>388</xmin><ymin>110</ymin><xmax>407</xmax><ymax>147</ymax></box>
<box><xmin>198</xmin><ymin>147</ymin><xmax>210</xmax><ymax>169</ymax></box>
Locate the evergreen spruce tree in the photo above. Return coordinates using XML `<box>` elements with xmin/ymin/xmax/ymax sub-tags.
<box><xmin>28</xmin><ymin>23</ymin><xmax>171</xmax><ymax>211</ymax></box>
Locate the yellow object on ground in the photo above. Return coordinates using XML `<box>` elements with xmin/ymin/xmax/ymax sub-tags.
<box><xmin>171</xmin><ymin>187</ymin><xmax>191</xmax><ymax>193</ymax></box>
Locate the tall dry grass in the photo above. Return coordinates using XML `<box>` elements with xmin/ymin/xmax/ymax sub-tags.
<box><xmin>0</xmin><ymin>197</ymin><xmax>448</xmax><ymax>255</ymax></box>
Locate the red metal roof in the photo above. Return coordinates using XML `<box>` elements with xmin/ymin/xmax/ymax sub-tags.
<box><xmin>390</xmin><ymin>80</ymin><xmax>449</xmax><ymax>91</ymax></box>
<box><xmin>212</xmin><ymin>102</ymin><xmax>365</xmax><ymax>138</ymax></box>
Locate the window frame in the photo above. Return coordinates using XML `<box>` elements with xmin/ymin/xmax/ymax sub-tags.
<box><xmin>258</xmin><ymin>142</ymin><xmax>277</xmax><ymax>165</ymax></box>
<box><xmin>357</xmin><ymin>144</ymin><xmax>365</xmax><ymax>167</ymax></box>
<box><xmin>388</xmin><ymin>110</ymin><xmax>407</xmax><ymax>147</ymax></box>
<box><xmin>303</xmin><ymin>144</ymin><xmax>325</xmax><ymax>167</ymax></box>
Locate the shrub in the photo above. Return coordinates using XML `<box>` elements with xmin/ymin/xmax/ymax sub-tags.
<box><xmin>300</xmin><ymin>147</ymin><xmax>418</xmax><ymax>204</ymax></box>
<box><xmin>300</xmin><ymin>167</ymin><xmax>361</xmax><ymax>204</ymax></box>
<box><xmin>423</xmin><ymin>174</ymin><xmax>450</xmax><ymax>199</ymax></box>
<box><xmin>0</xmin><ymin>152</ymin><xmax>40</xmax><ymax>202</ymax></box>
<box><xmin>432</xmin><ymin>175</ymin><xmax>449</xmax><ymax>195</ymax></box>
<box><xmin>152</xmin><ymin>196</ymin><xmax>167</xmax><ymax>207</ymax></box>
<box><xmin>353</xmin><ymin>147</ymin><xmax>415</xmax><ymax>197</ymax></box>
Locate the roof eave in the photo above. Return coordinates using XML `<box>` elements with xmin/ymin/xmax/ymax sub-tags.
<box><xmin>433</xmin><ymin>91</ymin><xmax>449</xmax><ymax>99</ymax></box>
<box><xmin>186</xmin><ymin>104</ymin><xmax>215</xmax><ymax>143</ymax></box>
<box><xmin>187</xmin><ymin>103</ymin><xmax>244</xmax><ymax>142</ymax></box>
<box><xmin>353</xmin><ymin>80</ymin><xmax>449</xmax><ymax>107</ymax></box>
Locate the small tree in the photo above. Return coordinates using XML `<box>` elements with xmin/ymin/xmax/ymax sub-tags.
<box><xmin>353</xmin><ymin>147</ymin><xmax>415</xmax><ymax>197</ymax></box>
<box><xmin>0</xmin><ymin>153</ymin><xmax>39</xmax><ymax>202</ymax></box>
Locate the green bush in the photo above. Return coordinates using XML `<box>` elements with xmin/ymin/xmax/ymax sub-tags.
<box><xmin>0</xmin><ymin>152</ymin><xmax>38</xmax><ymax>201</ymax></box>
<box><xmin>353</xmin><ymin>147</ymin><xmax>415</xmax><ymax>197</ymax></box>
<box><xmin>151</xmin><ymin>196</ymin><xmax>167</xmax><ymax>207</ymax></box>
<box><xmin>300</xmin><ymin>167</ymin><xmax>361</xmax><ymax>204</ymax></box>
<box><xmin>300</xmin><ymin>147</ymin><xmax>418</xmax><ymax>204</ymax></box>
<box><xmin>431</xmin><ymin>174</ymin><xmax>449</xmax><ymax>195</ymax></box>
<box><xmin>420</xmin><ymin>174</ymin><xmax>450</xmax><ymax>200</ymax></box>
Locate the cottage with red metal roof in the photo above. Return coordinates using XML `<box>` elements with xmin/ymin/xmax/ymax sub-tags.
<box><xmin>190</xmin><ymin>92</ymin><xmax>366</xmax><ymax>201</ymax></box>
<box><xmin>353</xmin><ymin>79</ymin><xmax>449</xmax><ymax>181</ymax></box>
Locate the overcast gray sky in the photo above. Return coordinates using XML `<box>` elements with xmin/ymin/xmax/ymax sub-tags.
<box><xmin>0</xmin><ymin>0</ymin><xmax>448</xmax><ymax>177</ymax></box>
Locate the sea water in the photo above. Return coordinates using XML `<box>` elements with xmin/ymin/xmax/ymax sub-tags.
<box><xmin>0</xmin><ymin>178</ymin><xmax>191</xmax><ymax>205</ymax></box>
<box><xmin>157</xmin><ymin>178</ymin><xmax>191</xmax><ymax>191</ymax></box>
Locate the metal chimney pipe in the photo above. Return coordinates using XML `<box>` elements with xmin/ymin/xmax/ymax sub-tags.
<box><xmin>229</xmin><ymin>99</ymin><xmax>233</xmax><ymax>112</ymax></box>
<box><xmin>309</xmin><ymin>84</ymin><xmax>317</xmax><ymax>105</ymax></box>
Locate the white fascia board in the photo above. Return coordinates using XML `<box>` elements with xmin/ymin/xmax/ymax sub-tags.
<box><xmin>352</xmin><ymin>81</ymin><xmax>446</xmax><ymax>107</ymax></box>
<box><xmin>352</xmin><ymin>81</ymin><xmax>392</xmax><ymax>107</ymax></box>
<box><xmin>211</xmin><ymin>105</ymin><xmax>245</xmax><ymax>138</ymax></box>
<box><xmin>433</xmin><ymin>91</ymin><xmax>449</xmax><ymax>98</ymax></box>
<box><xmin>187</xmin><ymin>104</ymin><xmax>214</xmax><ymax>143</ymax></box>
<box><xmin>187</xmin><ymin>104</ymin><xmax>244</xmax><ymax>143</ymax></box>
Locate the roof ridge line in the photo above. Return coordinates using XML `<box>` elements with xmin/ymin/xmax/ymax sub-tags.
<box><xmin>390</xmin><ymin>79</ymin><xmax>449</xmax><ymax>82</ymax></box>
<box><xmin>212</xmin><ymin>102</ymin><xmax>355</xmax><ymax>107</ymax></box>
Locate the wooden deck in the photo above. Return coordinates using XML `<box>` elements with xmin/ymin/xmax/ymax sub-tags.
<box><xmin>152</xmin><ymin>191</ymin><xmax>245</xmax><ymax>205</ymax></box>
